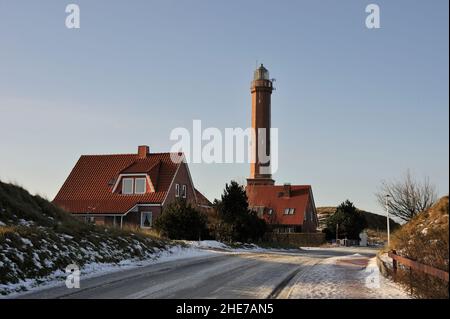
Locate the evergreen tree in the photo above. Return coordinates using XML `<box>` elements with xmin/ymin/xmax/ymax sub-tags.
<box><xmin>325</xmin><ymin>200</ymin><xmax>367</xmax><ymax>240</ymax></box>
<box><xmin>154</xmin><ymin>199</ymin><xmax>208</xmax><ymax>240</ymax></box>
<box><xmin>215</xmin><ymin>181</ymin><xmax>266</xmax><ymax>242</ymax></box>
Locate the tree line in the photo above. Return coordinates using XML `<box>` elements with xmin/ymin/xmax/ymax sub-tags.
<box><xmin>154</xmin><ymin>181</ymin><xmax>266</xmax><ymax>242</ymax></box>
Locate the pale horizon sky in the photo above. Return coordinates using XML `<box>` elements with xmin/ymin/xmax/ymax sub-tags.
<box><xmin>0</xmin><ymin>0</ymin><xmax>448</xmax><ymax>216</ymax></box>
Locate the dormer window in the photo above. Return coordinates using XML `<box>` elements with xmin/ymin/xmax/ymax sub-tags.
<box><xmin>284</xmin><ymin>208</ymin><xmax>295</xmax><ymax>215</ymax></box>
<box><xmin>121</xmin><ymin>177</ymin><xmax>147</xmax><ymax>195</ymax></box>
<box><xmin>134</xmin><ymin>178</ymin><xmax>146</xmax><ymax>194</ymax></box>
<box><xmin>122</xmin><ymin>178</ymin><xmax>134</xmax><ymax>194</ymax></box>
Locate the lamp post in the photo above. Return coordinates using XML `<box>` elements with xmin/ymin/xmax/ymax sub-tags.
<box><xmin>385</xmin><ymin>194</ymin><xmax>391</xmax><ymax>247</ymax></box>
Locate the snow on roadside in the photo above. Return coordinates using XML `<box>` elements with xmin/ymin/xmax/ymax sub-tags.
<box><xmin>3</xmin><ymin>240</ymin><xmax>276</xmax><ymax>297</ymax></box>
<box><xmin>300</xmin><ymin>246</ymin><xmax>328</xmax><ymax>250</ymax></box>
<box><xmin>3</xmin><ymin>240</ymin><xmax>304</xmax><ymax>298</ymax></box>
<box><xmin>186</xmin><ymin>240</ymin><xmax>300</xmax><ymax>253</ymax></box>
<box><xmin>187</xmin><ymin>240</ymin><xmax>230</xmax><ymax>250</ymax></box>
<box><xmin>1</xmin><ymin>244</ymin><xmax>216</xmax><ymax>298</ymax></box>
<box><xmin>379</xmin><ymin>252</ymin><xmax>394</xmax><ymax>266</ymax></box>
<box><xmin>362</xmin><ymin>257</ymin><xmax>409</xmax><ymax>298</ymax></box>
<box><xmin>287</xmin><ymin>254</ymin><xmax>410</xmax><ymax>299</ymax></box>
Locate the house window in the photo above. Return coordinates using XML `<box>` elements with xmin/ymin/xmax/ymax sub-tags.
<box><xmin>284</xmin><ymin>208</ymin><xmax>295</xmax><ymax>215</ymax></box>
<box><xmin>256</xmin><ymin>207</ymin><xmax>264</xmax><ymax>218</ymax></box>
<box><xmin>182</xmin><ymin>184</ymin><xmax>187</xmax><ymax>198</ymax></box>
<box><xmin>141</xmin><ymin>211</ymin><xmax>153</xmax><ymax>228</ymax></box>
<box><xmin>134</xmin><ymin>178</ymin><xmax>146</xmax><ymax>194</ymax></box>
<box><xmin>122</xmin><ymin>178</ymin><xmax>133</xmax><ymax>194</ymax></box>
<box><xmin>268</xmin><ymin>209</ymin><xmax>273</xmax><ymax>215</ymax></box>
<box><xmin>175</xmin><ymin>184</ymin><xmax>180</xmax><ymax>197</ymax></box>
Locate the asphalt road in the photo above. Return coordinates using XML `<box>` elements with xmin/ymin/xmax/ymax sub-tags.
<box><xmin>18</xmin><ymin>247</ymin><xmax>379</xmax><ymax>299</ymax></box>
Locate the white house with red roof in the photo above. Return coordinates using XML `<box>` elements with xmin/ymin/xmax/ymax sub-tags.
<box><xmin>53</xmin><ymin>145</ymin><xmax>210</xmax><ymax>229</ymax></box>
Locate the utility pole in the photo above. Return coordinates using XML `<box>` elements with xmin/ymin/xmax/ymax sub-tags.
<box><xmin>385</xmin><ymin>194</ymin><xmax>391</xmax><ymax>247</ymax></box>
<box><xmin>336</xmin><ymin>223</ymin><xmax>339</xmax><ymax>245</ymax></box>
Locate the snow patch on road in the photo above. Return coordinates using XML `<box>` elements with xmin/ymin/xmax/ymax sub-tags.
<box><xmin>287</xmin><ymin>254</ymin><xmax>410</xmax><ymax>299</ymax></box>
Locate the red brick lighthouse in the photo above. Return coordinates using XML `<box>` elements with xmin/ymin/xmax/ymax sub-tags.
<box><xmin>246</xmin><ymin>64</ymin><xmax>319</xmax><ymax>233</ymax></box>
<box><xmin>247</xmin><ymin>64</ymin><xmax>275</xmax><ymax>186</ymax></box>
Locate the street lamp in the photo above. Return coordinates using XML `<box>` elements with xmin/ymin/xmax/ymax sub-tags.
<box><xmin>385</xmin><ymin>194</ymin><xmax>391</xmax><ymax>247</ymax></box>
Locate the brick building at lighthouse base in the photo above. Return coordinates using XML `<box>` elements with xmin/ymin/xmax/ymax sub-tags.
<box><xmin>245</xmin><ymin>64</ymin><xmax>319</xmax><ymax>233</ymax></box>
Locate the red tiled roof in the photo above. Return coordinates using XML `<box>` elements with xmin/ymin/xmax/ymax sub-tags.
<box><xmin>246</xmin><ymin>184</ymin><xmax>314</xmax><ymax>225</ymax></box>
<box><xmin>53</xmin><ymin>152</ymin><xmax>182</xmax><ymax>214</ymax></box>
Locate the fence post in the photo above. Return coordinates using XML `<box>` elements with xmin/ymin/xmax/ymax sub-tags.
<box><xmin>391</xmin><ymin>249</ymin><xmax>397</xmax><ymax>280</ymax></box>
<box><xmin>409</xmin><ymin>267</ymin><xmax>413</xmax><ymax>295</ymax></box>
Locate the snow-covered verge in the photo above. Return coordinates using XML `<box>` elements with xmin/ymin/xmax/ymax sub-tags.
<box><xmin>187</xmin><ymin>240</ymin><xmax>231</xmax><ymax>250</ymax></box>
<box><xmin>0</xmin><ymin>239</ymin><xmax>293</xmax><ymax>298</ymax></box>
<box><xmin>0</xmin><ymin>244</ymin><xmax>215</xmax><ymax>298</ymax></box>
<box><xmin>0</xmin><ymin>224</ymin><xmax>178</xmax><ymax>295</ymax></box>
<box><xmin>0</xmin><ymin>181</ymin><xmax>178</xmax><ymax>295</ymax></box>
<box><xmin>0</xmin><ymin>179</ymin><xmax>281</xmax><ymax>297</ymax></box>
<box><xmin>286</xmin><ymin>253</ymin><xmax>410</xmax><ymax>299</ymax></box>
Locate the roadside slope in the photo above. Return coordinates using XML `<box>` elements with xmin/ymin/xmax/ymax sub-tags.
<box><xmin>389</xmin><ymin>196</ymin><xmax>449</xmax><ymax>298</ymax></box>
<box><xmin>0</xmin><ymin>181</ymin><xmax>173</xmax><ymax>295</ymax></box>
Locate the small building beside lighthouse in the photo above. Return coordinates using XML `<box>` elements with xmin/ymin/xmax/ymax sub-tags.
<box><xmin>246</xmin><ymin>64</ymin><xmax>319</xmax><ymax>233</ymax></box>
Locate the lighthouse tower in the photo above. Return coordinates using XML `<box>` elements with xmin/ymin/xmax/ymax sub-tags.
<box><xmin>247</xmin><ymin>64</ymin><xmax>275</xmax><ymax>186</ymax></box>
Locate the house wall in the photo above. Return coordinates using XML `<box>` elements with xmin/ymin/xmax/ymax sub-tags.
<box><xmin>117</xmin><ymin>162</ymin><xmax>196</xmax><ymax>229</ymax></box>
<box><xmin>94</xmin><ymin>216</ymin><xmax>105</xmax><ymax>225</ymax></box>
<box><xmin>162</xmin><ymin>162</ymin><xmax>196</xmax><ymax>209</ymax></box>
<box><xmin>266</xmin><ymin>232</ymin><xmax>325</xmax><ymax>247</ymax></box>
<box><xmin>301</xmin><ymin>198</ymin><xmax>318</xmax><ymax>233</ymax></box>
<box><xmin>123</xmin><ymin>206</ymin><xmax>162</xmax><ymax>228</ymax></box>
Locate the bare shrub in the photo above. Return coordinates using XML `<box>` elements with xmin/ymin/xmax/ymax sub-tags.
<box><xmin>376</xmin><ymin>170</ymin><xmax>438</xmax><ymax>222</ymax></box>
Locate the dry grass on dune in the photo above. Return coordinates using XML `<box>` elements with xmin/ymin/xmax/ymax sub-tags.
<box><xmin>390</xmin><ymin>196</ymin><xmax>449</xmax><ymax>299</ymax></box>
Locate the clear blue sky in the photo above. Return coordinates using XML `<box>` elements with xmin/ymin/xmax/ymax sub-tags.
<box><xmin>0</xmin><ymin>0</ymin><xmax>448</xmax><ymax>215</ymax></box>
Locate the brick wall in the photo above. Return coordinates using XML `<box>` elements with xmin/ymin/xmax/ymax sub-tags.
<box><xmin>163</xmin><ymin>162</ymin><xmax>196</xmax><ymax>208</ymax></box>
<box><xmin>266</xmin><ymin>232</ymin><xmax>326</xmax><ymax>247</ymax></box>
